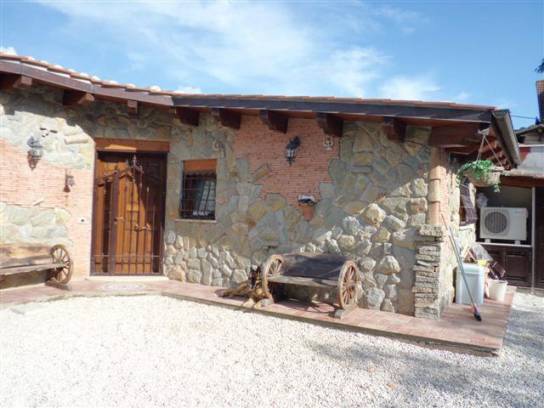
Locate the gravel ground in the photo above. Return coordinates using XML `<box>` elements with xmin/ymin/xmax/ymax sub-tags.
<box><xmin>0</xmin><ymin>292</ymin><xmax>542</xmax><ymax>408</ymax></box>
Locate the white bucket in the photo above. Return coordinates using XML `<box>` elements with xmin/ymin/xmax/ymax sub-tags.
<box><xmin>489</xmin><ymin>280</ymin><xmax>508</xmax><ymax>302</ymax></box>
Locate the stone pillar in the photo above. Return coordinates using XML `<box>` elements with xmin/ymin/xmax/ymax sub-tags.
<box><xmin>412</xmin><ymin>224</ymin><xmax>445</xmax><ymax>319</ymax></box>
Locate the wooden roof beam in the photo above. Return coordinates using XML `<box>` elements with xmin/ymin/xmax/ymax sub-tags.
<box><xmin>0</xmin><ymin>74</ymin><xmax>33</xmax><ymax>90</ymax></box>
<box><xmin>260</xmin><ymin>110</ymin><xmax>288</xmax><ymax>133</ymax></box>
<box><xmin>316</xmin><ymin>112</ymin><xmax>343</xmax><ymax>137</ymax></box>
<box><xmin>127</xmin><ymin>100</ymin><xmax>138</xmax><ymax>116</ymax></box>
<box><xmin>429</xmin><ymin>124</ymin><xmax>482</xmax><ymax>147</ymax></box>
<box><xmin>176</xmin><ymin>107</ymin><xmax>200</xmax><ymax>127</ymax></box>
<box><xmin>383</xmin><ymin>117</ymin><xmax>406</xmax><ymax>143</ymax></box>
<box><xmin>446</xmin><ymin>143</ymin><xmax>480</xmax><ymax>155</ymax></box>
<box><xmin>63</xmin><ymin>90</ymin><xmax>95</xmax><ymax>106</ymax></box>
<box><xmin>211</xmin><ymin>108</ymin><xmax>241</xmax><ymax>130</ymax></box>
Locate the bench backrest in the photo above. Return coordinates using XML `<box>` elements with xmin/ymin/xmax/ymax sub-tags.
<box><xmin>0</xmin><ymin>245</ymin><xmax>52</xmax><ymax>269</ymax></box>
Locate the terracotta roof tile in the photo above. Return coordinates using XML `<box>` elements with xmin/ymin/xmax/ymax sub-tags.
<box><xmin>0</xmin><ymin>52</ymin><xmax>498</xmax><ymax>112</ymax></box>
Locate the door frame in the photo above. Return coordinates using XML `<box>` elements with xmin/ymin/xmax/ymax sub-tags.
<box><xmin>90</xmin><ymin>138</ymin><xmax>169</xmax><ymax>276</ymax></box>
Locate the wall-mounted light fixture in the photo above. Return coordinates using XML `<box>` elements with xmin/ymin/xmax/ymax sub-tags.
<box><xmin>285</xmin><ymin>136</ymin><xmax>301</xmax><ymax>165</ymax></box>
<box><xmin>27</xmin><ymin>135</ymin><xmax>44</xmax><ymax>169</ymax></box>
<box><xmin>323</xmin><ymin>134</ymin><xmax>334</xmax><ymax>150</ymax></box>
<box><xmin>64</xmin><ymin>170</ymin><xmax>75</xmax><ymax>192</ymax></box>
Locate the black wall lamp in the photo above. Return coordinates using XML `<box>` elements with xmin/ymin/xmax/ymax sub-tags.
<box><xmin>27</xmin><ymin>135</ymin><xmax>44</xmax><ymax>169</ymax></box>
<box><xmin>285</xmin><ymin>136</ymin><xmax>301</xmax><ymax>165</ymax></box>
<box><xmin>64</xmin><ymin>170</ymin><xmax>75</xmax><ymax>192</ymax></box>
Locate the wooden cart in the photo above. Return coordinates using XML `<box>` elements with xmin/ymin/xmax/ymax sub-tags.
<box><xmin>0</xmin><ymin>244</ymin><xmax>73</xmax><ymax>288</ymax></box>
<box><xmin>261</xmin><ymin>253</ymin><xmax>362</xmax><ymax>317</ymax></box>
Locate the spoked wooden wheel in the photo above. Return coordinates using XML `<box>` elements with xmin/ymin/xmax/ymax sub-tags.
<box><xmin>261</xmin><ymin>255</ymin><xmax>284</xmax><ymax>299</ymax></box>
<box><xmin>337</xmin><ymin>261</ymin><xmax>360</xmax><ymax>310</ymax></box>
<box><xmin>49</xmin><ymin>244</ymin><xmax>73</xmax><ymax>284</ymax></box>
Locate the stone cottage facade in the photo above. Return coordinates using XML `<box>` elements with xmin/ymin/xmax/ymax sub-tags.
<box><xmin>0</xmin><ymin>53</ymin><xmax>520</xmax><ymax>318</ymax></box>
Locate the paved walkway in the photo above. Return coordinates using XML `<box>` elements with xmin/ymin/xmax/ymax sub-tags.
<box><xmin>0</xmin><ymin>279</ymin><xmax>516</xmax><ymax>354</ymax></box>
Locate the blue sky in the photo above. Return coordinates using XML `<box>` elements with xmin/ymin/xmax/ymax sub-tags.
<box><xmin>1</xmin><ymin>0</ymin><xmax>542</xmax><ymax>128</ymax></box>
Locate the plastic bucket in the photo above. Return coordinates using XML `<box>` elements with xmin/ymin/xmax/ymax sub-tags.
<box><xmin>489</xmin><ymin>280</ymin><xmax>508</xmax><ymax>302</ymax></box>
<box><xmin>456</xmin><ymin>263</ymin><xmax>485</xmax><ymax>305</ymax></box>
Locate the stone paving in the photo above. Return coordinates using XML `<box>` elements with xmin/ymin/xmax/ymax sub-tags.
<box><xmin>0</xmin><ymin>279</ymin><xmax>515</xmax><ymax>354</ymax></box>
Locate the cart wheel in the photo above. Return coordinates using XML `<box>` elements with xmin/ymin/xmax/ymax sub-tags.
<box><xmin>338</xmin><ymin>261</ymin><xmax>360</xmax><ymax>309</ymax></box>
<box><xmin>261</xmin><ymin>254</ymin><xmax>284</xmax><ymax>299</ymax></box>
<box><xmin>49</xmin><ymin>245</ymin><xmax>73</xmax><ymax>284</ymax></box>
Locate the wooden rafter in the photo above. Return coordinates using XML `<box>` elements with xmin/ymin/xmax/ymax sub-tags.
<box><xmin>62</xmin><ymin>90</ymin><xmax>95</xmax><ymax>106</ymax></box>
<box><xmin>176</xmin><ymin>107</ymin><xmax>200</xmax><ymax>127</ymax></box>
<box><xmin>429</xmin><ymin>124</ymin><xmax>481</xmax><ymax>147</ymax></box>
<box><xmin>0</xmin><ymin>74</ymin><xmax>33</xmax><ymax>90</ymax></box>
<box><xmin>260</xmin><ymin>110</ymin><xmax>288</xmax><ymax>133</ymax></box>
<box><xmin>211</xmin><ymin>108</ymin><xmax>241</xmax><ymax>129</ymax></box>
<box><xmin>127</xmin><ymin>100</ymin><xmax>138</xmax><ymax>116</ymax></box>
<box><xmin>383</xmin><ymin>117</ymin><xmax>406</xmax><ymax>143</ymax></box>
<box><xmin>446</xmin><ymin>143</ymin><xmax>480</xmax><ymax>155</ymax></box>
<box><xmin>316</xmin><ymin>112</ymin><xmax>343</xmax><ymax>137</ymax></box>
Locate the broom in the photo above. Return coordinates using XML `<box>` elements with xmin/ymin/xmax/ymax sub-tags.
<box><xmin>441</xmin><ymin>214</ymin><xmax>482</xmax><ymax>321</ymax></box>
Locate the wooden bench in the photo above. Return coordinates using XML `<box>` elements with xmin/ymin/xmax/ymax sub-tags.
<box><xmin>261</xmin><ymin>253</ymin><xmax>362</xmax><ymax>318</ymax></box>
<box><xmin>0</xmin><ymin>244</ymin><xmax>73</xmax><ymax>289</ymax></box>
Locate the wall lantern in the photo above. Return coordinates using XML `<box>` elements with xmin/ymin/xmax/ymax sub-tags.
<box><xmin>285</xmin><ymin>136</ymin><xmax>301</xmax><ymax>165</ymax></box>
<box><xmin>27</xmin><ymin>135</ymin><xmax>44</xmax><ymax>169</ymax></box>
<box><xmin>64</xmin><ymin>170</ymin><xmax>76</xmax><ymax>192</ymax></box>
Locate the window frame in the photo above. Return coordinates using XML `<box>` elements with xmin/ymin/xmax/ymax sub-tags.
<box><xmin>179</xmin><ymin>159</ymin><xmax>217</xmax><ymax>220</ymax></box>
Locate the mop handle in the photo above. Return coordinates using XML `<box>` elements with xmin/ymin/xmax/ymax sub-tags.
<box><xmin>447</xmin><ymin>224</ymin><xmax>477</xmax><ymax>307</ymax></box>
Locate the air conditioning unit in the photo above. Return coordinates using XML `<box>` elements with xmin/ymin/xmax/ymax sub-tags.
<box><xmin>480</xmin><ymin>207</ymin><xmax>528</xmax><ymax>241</ymax></box>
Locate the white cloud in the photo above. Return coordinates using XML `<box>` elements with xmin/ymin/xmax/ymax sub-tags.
<box><xmin>379</xmin><ymin>76</ymin><xmax>440</xmax><ymax>100</ymax></box>
<box><xmin>0</xmin><ymin>46</ymin><xmax>17</xmax><ymax>55</ymax></box>
<box><xmin>176</xmin><ymin>86</ymin><xmax>203</xmax><ymax>94</ymax></box>
<box><xmin>35</xmin><ymin>1</ymin><xmax>431</xmax><ymax>98</ymax></box>
<box><xmin>453</xmin><ymin>91</ymin><xmax>471</xmax><ymax>102</ymax></box>
<box><xmin>374</xmin><ymin>6</ymin><xmax>426</xmax><ymax>34</ymax></box>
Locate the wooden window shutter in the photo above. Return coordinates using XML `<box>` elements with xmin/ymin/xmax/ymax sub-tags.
<box><xmin>460</xmin><ymin>180</ymin><xmax>478</xmax><ymax>225</ymax></box>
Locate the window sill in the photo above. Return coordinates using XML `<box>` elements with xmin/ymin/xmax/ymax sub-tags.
<box><xmin>174</xmin><ymin>218</ymin><xmax>217</xmax><ymax>224</ymax></box>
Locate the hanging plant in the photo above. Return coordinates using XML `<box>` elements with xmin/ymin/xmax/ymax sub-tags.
<box><xmin>457</xmin><ymin>159</ymin><xmax>503</xmax><ymax>192</ymax></box>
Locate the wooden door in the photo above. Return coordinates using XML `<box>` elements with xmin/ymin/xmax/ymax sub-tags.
<box><xmin>535</xmin><ymin>187</ymin><xmax>544</xmax><ymax>288</ymax></box>
<box><xmin>92</xmin><ymin>152</ymin><xmax>166</xmax><ymax>275</ymax></box>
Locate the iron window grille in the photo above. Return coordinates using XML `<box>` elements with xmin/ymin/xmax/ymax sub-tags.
<box><xmin>180</xmin><ymin>170</ymin><xmax>216</xmax><ymax>220</ymax></box>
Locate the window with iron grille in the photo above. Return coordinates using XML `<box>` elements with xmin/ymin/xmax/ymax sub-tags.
<box><xmin>180</xmin><ymin>160</ymin><xmax>217</xmax><ymax>220</ymax></box>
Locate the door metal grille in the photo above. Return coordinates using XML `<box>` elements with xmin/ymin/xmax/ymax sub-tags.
<box><xmin>92</xmin><ymin>154</ymin><xmax>166</xmax><ymax>275</ymax></box>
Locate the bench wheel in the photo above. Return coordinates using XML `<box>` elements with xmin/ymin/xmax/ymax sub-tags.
<box><xmin>49</xmin><ymin>245</ymin><xmax>73</xmax><ymax>284</ymax></box>
<box><xmin>338</xmin><ymin>261</ymin><xmax>360</xmax><ymax>310</ymax></box>
<box><xmin>261</xmin><ymin>254</ymin><xmax>284</xmax><ymax>299</ymax></box>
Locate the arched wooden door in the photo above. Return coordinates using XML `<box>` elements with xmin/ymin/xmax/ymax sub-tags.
<box><xmin>92</xmin><ymin>153</ymin><xmax>166</xmax><ymax>275</ymax></box>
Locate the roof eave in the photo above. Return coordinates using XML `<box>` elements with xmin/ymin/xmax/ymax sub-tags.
<box><xmin>492</xmin><ymin>110</ymin><xmax>521</xmax><ymax>165</ymax></box>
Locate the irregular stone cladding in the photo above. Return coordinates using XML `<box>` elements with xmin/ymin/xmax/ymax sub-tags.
<box><xmin>0</xmin><ymin>85</ymin><xmax>172</xmax><ymax>285</ymax></box>
<box><xmin>165</xmin><ymin>115</ymin><xmax>433</xmax><ymax>315</ymax></box>
<box><xmin>416</xmin><ymin>149</ymin><xmax>477</xmax><ymax>318</ymax></box>
<box><xmin>412</xmin><ymin>225</ymin><xmax>444</xmax><ymax>319</ymax></box>
<box><xmin>2</xmin><ymin>85</ymin><xmax>437</xmax><ymax>315</ymax></box>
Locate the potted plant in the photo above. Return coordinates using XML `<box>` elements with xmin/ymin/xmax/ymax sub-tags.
<box><xmin>458</xmin><ymin>159</ymin><xmax>503</xmax><ymax>192</ymax></box>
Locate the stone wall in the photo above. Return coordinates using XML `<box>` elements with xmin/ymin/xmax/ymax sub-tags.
<box><xmin>413</xmin><ymin>148</ymin><xmax>477</xmax><ymax>318</ymax></box>
<box><xmin>164</xmin><ymin>116</ymin><xmax>433</xmax><ymax>315</ymax></box>
<box><xmin>0</xmin><ymin>85</ymin><xmax>173</xmax><ymax>286</ymax></box>
<box><xmin>2</xmin><ymin>84</ymin><xmax>452</xmax><ymax>317</ymax></box>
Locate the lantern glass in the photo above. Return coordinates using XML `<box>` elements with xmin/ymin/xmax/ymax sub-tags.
<box><xmin>27</xmin><ymin>135</ymin><xmax>44</xmax><ymax>169</ymax></box>
<box><xmin>285</xmin><ymin>136</ymin><xmax>301</xmax><ymax>165</ymax></box>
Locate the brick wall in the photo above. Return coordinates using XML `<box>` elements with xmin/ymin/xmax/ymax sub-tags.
<box><xmin>234</xmin><ymin>116</ymin><xmax>338</xmax><ymax>207</ymax></box>
<box><xmin>0</xmin><ymin>139</ymin><xmax>94</xmax><ymax>280</ymax></box>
